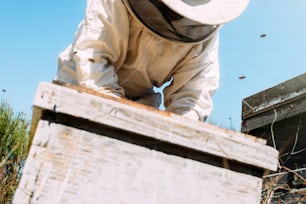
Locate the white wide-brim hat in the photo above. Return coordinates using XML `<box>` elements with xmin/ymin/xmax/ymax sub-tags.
<box><xmin>161</xmin><ymin>0</ymin><xmax>250</xmax><ymax>25</ymax></box>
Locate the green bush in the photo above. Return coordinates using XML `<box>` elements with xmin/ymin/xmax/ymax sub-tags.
<box><xmin>0</xmin><ymin>99</ymin><xmax>29</xmax><ymax>204</ymax></box>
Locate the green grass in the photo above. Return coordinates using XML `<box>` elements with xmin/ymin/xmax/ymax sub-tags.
<box><xmin>0</xmin><ymin>99</ymin><xmax>29</xmax><ymax>204</ymax></box>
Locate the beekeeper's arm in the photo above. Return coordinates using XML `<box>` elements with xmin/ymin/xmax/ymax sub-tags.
<box><xmin>57</xmin><ymin>0</ymin><xmax>129</xmax><ymax>97</ymax></box>
<box><xmin>164</xmin><ymin>33</ymin><xmax>220</xmax><ymax>121</ymax></box>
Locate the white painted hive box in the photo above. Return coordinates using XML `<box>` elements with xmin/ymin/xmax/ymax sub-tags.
<box><xmin>13</xmin><ymin>82</ymin><xmax>279</xmax><ymax>204</ymax></box>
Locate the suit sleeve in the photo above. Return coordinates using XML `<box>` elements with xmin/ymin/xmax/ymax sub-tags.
<box><xmin>57</xmin><ymin>0</ymin><xmax>130</xmax><ymax>96</ymax></box>
<box><xmin>163</xmin><ymin>32</ymin><xmax>220</xmax><ymax>121</ymax></box>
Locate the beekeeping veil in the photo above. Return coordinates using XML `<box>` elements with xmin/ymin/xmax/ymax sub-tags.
<box><xmin>125</xmin><ymin>0</ymin><xmax>249</xmax><ymax>43</ymax></box>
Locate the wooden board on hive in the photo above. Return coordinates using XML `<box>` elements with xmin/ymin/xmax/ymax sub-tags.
<box><xmin>29</xmin><ymin>81</ymin><xmax>278</xmax><ymax>171</ymax></box>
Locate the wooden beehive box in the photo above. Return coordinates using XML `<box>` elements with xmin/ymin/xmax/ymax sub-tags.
<box><xmin>241</xmin><ymin>72</ymin><xmax>306</xmax><ymax>203</ymax></box>
<box><xmin>241</xmin><ymin>72</ymin><xmax>306</xmax><ymax>169</ymax></box>
<box><xmin>13</xmin><ymin>82</ymin><xmax>278</xmax><ymax>204</ymax></box>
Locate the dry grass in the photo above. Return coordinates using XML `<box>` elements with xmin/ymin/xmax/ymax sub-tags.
<box><xmin>261</xmin><ymin>166</ymin><xmax>306</xmax><ymax>204</ymax></box>
<box><xmin>0</xmin><ymin>99</ymin><xmax>29</xmax><ymax>204</ymax></box>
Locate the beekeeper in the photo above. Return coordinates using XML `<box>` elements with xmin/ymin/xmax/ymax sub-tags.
<box><xmin>55</xmin><ymin>0</ymin><xmax>249</xmax><ymax>121</ymax></box>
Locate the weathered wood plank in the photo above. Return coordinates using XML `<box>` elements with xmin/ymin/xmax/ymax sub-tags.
<box><xmin>242</xmin><ymin>72</ymin><xmax>306</xmax><ymax>120</ymax></box>
<box><xmin>32</xmin><ymin>82</ymin><xmax>278</xmax><ymax>171</ymax></box>
<box><xmin>241</xmin><ymin>96</ymin><xmax>306</xmax><ymax>132</ymax></box>
<box><xmin>13</xmin><ymin>120</ymin><xmax>263</xmax><ymax>204</ymax></box>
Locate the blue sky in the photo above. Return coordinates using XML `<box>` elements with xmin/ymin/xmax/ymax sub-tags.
<box><xmin>1</xmin><ymin>0</ymin><xmax>305</xmax><ymax>131</ymax></box>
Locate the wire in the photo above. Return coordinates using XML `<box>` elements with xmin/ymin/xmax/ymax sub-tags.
<box><xmin>290</xmin><ymin>113</ymin><xmax>303</xmax><ymax>156</ymax></box>
<box><xmin>263</xmin><ymin>166</ymin><xmax>306</xmax><ymax>178</ymax></box>
<box><xmin>242</xmin><ymin>99</ymin><xmax>256</xmax><ymax>112</ymax></box>
<box><xmin>270</xmin><ymin>108</ymin><xmax>282</xmax><ymax>169</ymax></box>
<box><xmin>270</xmin><ymin>108</ymin><xmax>277</xmax><ymax>150</ymax></box>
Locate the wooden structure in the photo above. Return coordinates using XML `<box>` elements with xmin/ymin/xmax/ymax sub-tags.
<box><xmin>241</xmin><ymin>72</ymin><xmax>306</xmax><ymax>203</ymax></box>
<box><xmin>13</xmin><ymin>82</ymin><xmax>278</xmax><ymax>204</ymax></box>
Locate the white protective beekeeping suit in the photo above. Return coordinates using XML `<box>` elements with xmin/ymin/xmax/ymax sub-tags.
<box><xmin>55</xmin><ymin>0</ymin><xmax>249</xmax><ymax>121</ymax></box>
